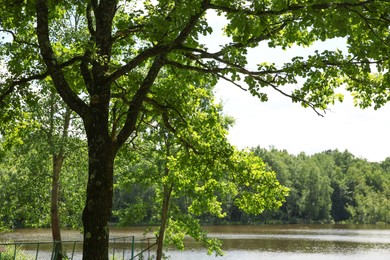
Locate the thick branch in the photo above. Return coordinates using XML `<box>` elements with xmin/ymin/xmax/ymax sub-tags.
<box><xmin>114</xmin><ymin>55</ymin><xmax>165</xmax><ymax>150</ymax></box>
<box><xmin>107</xmin><ymin>0</ymin><xmax>210</xmax><ymax>84</ymax></box>
<box><xmin>172</xmin><ymin>0</ymin><xmax>211</xmax><ymax>46</ymax></box>
<box><xmin>36</xmin><ymin>0</ymin><xmax>88</xmax><ymax>118</ymax></box>
<box><xmin>80</xmin><ymin>50</ymin><xmax>93</xmax><ymax>94</ymax></box>
<box><xmin>165</xmin><ymin>59</ymin><xmax>226</xmax><ymax>74</ymax></box>
<box><xmin>0</xmin><ymin>56</ymin><xmax>82</xmax><ymax>103</ymax></box>
<box><xmin>107</xmin><ymin>44</ymin><xmax>170</xmax><ymax>83</ymax></box>
<box><xmin>86</xmin><ymin>3</ymin><xmax>96</xmax><ymax>37</ymax></box>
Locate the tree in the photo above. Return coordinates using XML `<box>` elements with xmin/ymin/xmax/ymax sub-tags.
<box><xmin>114</xmin><ymin>83</ymin><xmax>288</xmax><ymax>259</ymax></box>
<box><xmin>1</xmin><ymin>1</ymin><xmax>389</xmax><ymax>258</ymax></box>
<box><xmin>0</xmin><ymin>78</ymin><xmax>86</xmax><ymax>258</ymax></box>
<box><xmin>30</xmin><ymin>84</ymin><xmax>86</xmax><ymax>259</ymax></box>
<box><xmin>0</xmin><ymin>118</ymin><xmax>87</xmax><ymax>231</ymax></box>
<box><xmin>295</xmin><ymin>154</ymin><xmax>333</xmax><ymax>222</ymax></box>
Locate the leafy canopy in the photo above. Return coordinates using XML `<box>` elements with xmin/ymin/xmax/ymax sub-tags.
<box><xmin>0</xmin><ymin>0</ymin><xmax>389</xmax><ymax>120</ymax></box>
<box><xmin>0</xmin><ymin>1</ymin><xmax>388</xmax><ymax>258</ymax></box>
<box><xmin>114</xmin><ymin>80</ymin><xmax>288</xmax><ymax>255</ymax></box>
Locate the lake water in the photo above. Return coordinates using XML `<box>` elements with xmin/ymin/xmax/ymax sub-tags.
<box><xmin>1</xmin><ymin>224</ymin><xmax>390</xmax><ymax>259</ymax></box>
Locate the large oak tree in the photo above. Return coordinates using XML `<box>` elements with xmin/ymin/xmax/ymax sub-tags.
<box><xmin>1</xmin><ymin>0</ymin><xmax>389</xmax><ymax>259</ymax></box>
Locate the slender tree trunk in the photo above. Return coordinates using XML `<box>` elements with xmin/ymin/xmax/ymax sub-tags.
<box><xmin>156</xmin><ymin>184</ymin><xmax>173</xmax><ymax>260</ymax></box>
<box><xmin>49</xmin><ymin>101</ymin><xmax>71</xmax><ymax>260</ymax></box>
<box><xmin>51</xmin><ymin>154</ymin><xmax>65</xmax><ymax>260</ymax></box>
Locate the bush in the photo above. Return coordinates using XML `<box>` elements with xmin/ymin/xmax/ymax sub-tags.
<box><xmin>0</xmin><ymin>244</ymin><xmax>33</xmax><ymax>260</ymax></box>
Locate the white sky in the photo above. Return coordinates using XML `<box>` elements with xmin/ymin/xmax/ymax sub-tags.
<box><xmin>215</xmin><ymin>81</ymin><xmax>390</xmax><ymax>163</ymax></box>
<box><xmin>205</xmin><ymin>11</ymin><xmax>390</xmax><ymax>162</ymax></box>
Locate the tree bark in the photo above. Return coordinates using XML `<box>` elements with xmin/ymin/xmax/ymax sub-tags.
<box><xmin>51</xmin><ymin>154</ymin><xmax>65</xmax><ymax>260</ymax></box>
<box><xmin>156</xmin><ymin>183</ymin><xmax>173</xmax><ymax>260</ymax></box>
<box><xmin>48</xmin><ymin>101</ymin><xmax>71</xmax><ymax>260</ymax></box>
<box><xmin>81</xmin><ymin>109</ymin><xmax>116</xmax><ymax>260</ymax></box>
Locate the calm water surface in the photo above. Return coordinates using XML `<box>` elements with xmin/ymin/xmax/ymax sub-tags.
<box><xmin>173</xmin><ymin>224</ymin><xmax>390</xmax><ymax>259</ymax></box>
<box><xmin>1</xmin><ymin>224</ymin><xmax>390</xmax><ymax>259</ymax></box>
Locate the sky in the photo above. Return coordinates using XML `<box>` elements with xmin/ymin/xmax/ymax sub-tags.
<box><xmin>204</xmin><ymin>11</ymin><xmax>390</xmax><ymax>162</ymax></box>
<box><xmin>215</xmin><ymin>80</ymin><xmax>390</xmax><ymax>162</ymax></box>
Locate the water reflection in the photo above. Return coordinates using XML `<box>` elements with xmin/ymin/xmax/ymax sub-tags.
<box><xmin>176</xmin><ymin>224</ymin><xmax>390</xmax><ymax>259</ymax></box>
<box><xmin>1</xmin><ymin>224</ymin><xmax>390</xmax><ymax>259</ymax></box>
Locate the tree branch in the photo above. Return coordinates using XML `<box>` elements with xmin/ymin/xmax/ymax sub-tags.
<box><xmin>36</xmin><ymin>0</ymin><xmax>89</xmax><ymax>118</ymax></box>
<box><xmin>161</xmin><ymin>110</ymin><xmax>199</xmax><ymax>154</ymax></box>
<box><xmin>113</xmin><ymin>25</ymin><xmax>144</xmax><ymax>40</ymax></box>
<box><xmin>107</xmin><ymin>44</ymin><xmax>170</xmax><ymax>83</ymax></box>
<box><xmin>0</xmin><ymin>56</ymin><xmax>82</xmax><ymax>104</ymax></box>
<box><xmin>107</xmin><ymin>0</ymin><xmax>210</xmax><ymax>84</ymax></box>
<box><xmin>207</xmin><ymin>0</ymin><xmax>376</xmax><ymax>16</ymax></box>
<box><xmin>144</xmin><ymin>96</ymin><xmax>188</xmax><ymax>125</ymax></box>
<box><xmin>0</xmin><ymin>29</ymin><xmax>39</xmax><ymax>48</ymax></box>
<box><xmin>86</xmin><ymin>3</ymin><xmax>96</xmax><ymax>37</ymax></box>
<box><xmin>257</xmin><ymin>78</ymin><xmax>325</xmax><ymax>117</ymax></box>
<box><xmin>114</xmin><ymin>55</ymin><xmax>165</xmax><ymax>150</ymax></box>
<box><xmin>345</xmin><ymin>6</ymin><xmax>389</xmax><ymax>46</ymax></box>
<box><xmin>80</xmin><ymin>50</ymin><xmax>93</xmax><ymax>94</ymax></box>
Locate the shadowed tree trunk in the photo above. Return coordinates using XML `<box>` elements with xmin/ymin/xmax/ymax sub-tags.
<box><xmin>156</xmin><ymin>134</ymin><xmax>173</xmax><ymax>260</ymax></box>
<box><xmin>156</xmin><ymin>183</ymin><xmax>173</xmax><ymax>260</ymax></box>
<box><xmin>49</xmin><ymin>105</ymin><xmax>71</xmax><ymax>260</ymax></box>
<box><xmin>51</xmin><ymin>154</ymin><xmax>65</xmax><ymax>259</ymax></box>
<box><xmin>81</xmin><ymin>102</ymin><xmax>116</xmax><ymax>259</ymax></box>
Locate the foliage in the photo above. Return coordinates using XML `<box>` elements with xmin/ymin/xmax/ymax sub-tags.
<box><xmin>0</xmin><ymin>125</ymin><xmax>87</xmax><ymax>230</ymax></box>
<box><xmin>0</xmin><ymin>243</ymin><xmax>33</xmax><ymax>260</ymax></box>
<box><xmin>253</xmin><ymin>147</ymin><xmax>390</xmax><ymax>224</ymax></box>
<box><xmin>114</xmin><ymin>83</ymin><xmax>288</xmax><ymax>256</ymax></box>
<box><xmin>1</xmin><ymin>0</ymin><xmax>390</xmax><ymax>258</ymax></box>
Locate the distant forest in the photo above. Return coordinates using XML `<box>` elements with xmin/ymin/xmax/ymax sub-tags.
<box><xmin>114</xmin><ymin>147</ymin><xmax>390</xmax><ymax>225</ymax></box>
<box><xmin>250</xmin><ymin>147</ymin><xmax>390</xmax><ymax>224</ymax></box>
<box><xmin>1</xmin><ymin>145</ymin><xmax>390</xmax><ymax>230</ymax></box>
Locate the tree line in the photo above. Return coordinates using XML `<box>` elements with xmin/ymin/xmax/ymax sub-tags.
<box><xmin>113</xmin><ymin>147</ymin><xmax>390</xmax><ymax>225</ymax></box>
<box><xmin>2</xmin><ymin>141</ymin><xmax>390</xmax><ymax>233</ymax></box>
<box><xmin>252</xmin><ymin>147</ymin><xmax>390</xmax><ymax>224</ymax></box>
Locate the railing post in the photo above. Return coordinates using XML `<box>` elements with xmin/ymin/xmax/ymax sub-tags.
<box><xmin>112</xmin><ymin>237</ymin><xmax>116</xmax><ymax>259</ymax></box>
<box><xmin>13</xmin><ymin>244</ymin><xmax>16</xmax><ymax>260</ymax></box>
<box><xmin>122</xmin><ymin>237</ymin><xmax>125</xmax><ymax>260</ymax></box>
<box><xmin>36</xmin><ymin>243</ymin><xmax>40</xmax><ymax>260</ymax></box>
<box><xmin>50</xmin><ymin>241</ymin><xmax>54</xmax><ymax>260</ymax></box>
<box><xmin>71</xmin><ymin>241</ymin><xmax>76</xmax><ymax>260</ymax></box>
<box><xmin>131</xmin><ymin>236</ymin><xmax>135</xmax><ymax>260</ymax></box>
<box><xmin>148</xmin><ymin>238</ymin><xmax>151</xmax><ymax>259</ymax></box>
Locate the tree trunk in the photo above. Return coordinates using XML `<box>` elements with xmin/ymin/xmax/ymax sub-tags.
<box><xmin>82</xmin><ymin>117</ymin><xmax>115</xmax><ymax>260</ymax></box>
<box><xmin>156</xmin><ymin>183</ymin><xmax>173</xmax><ymax>260</ymax></box>
<box><xmin>51</xmin><ymin>154</ymin><xmax>64</xmax><ymax>260</ymax></box>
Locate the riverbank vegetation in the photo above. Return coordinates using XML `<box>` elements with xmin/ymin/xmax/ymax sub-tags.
<box><xmin>113</xmin><ymin>147</ymin><xmax>390</xmax><ymax>226</ymax></box>
<box><xmin>1</xmin><ymin>140</ymin><xmax>390</xmax><ymax>232</ymax></box>
<box><xmin>251</xmin><ymin>147</ymin><xmax>390</xmax><ymax>225</ymax></box>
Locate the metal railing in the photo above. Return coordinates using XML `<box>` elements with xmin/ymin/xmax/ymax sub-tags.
<box><xmin>0</xmin><ymin>236</ymin><xmax>157</xmax><ymax>260</ymax></box>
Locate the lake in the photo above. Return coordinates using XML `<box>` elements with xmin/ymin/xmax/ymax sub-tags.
<box><xmin>1</xmin><ymin>224</ymin><xmax>390</xmax><ymax>259</ymax></box>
